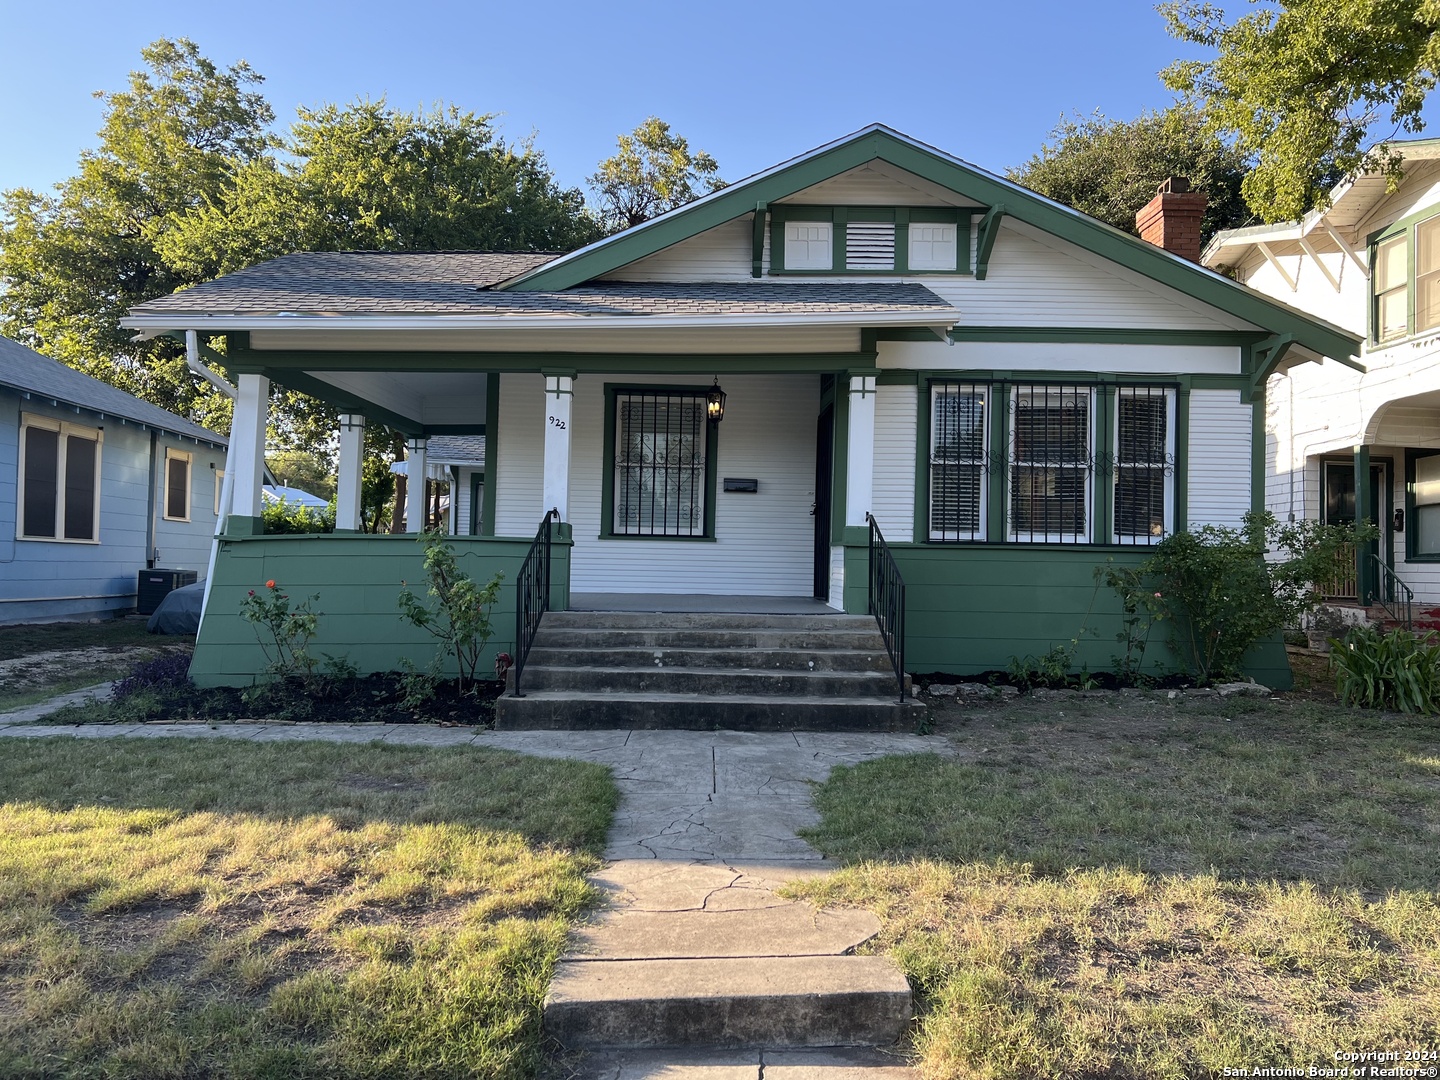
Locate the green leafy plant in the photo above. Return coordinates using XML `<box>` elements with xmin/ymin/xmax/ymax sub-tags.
<box><xmin>262</xmin><ymin>499</ymin><xmax>335</xmax><ymax>535</ymax></box>
<box><xmin>1124</xmin><ymin>512</ymin><xmax>1375</xmax><ymax>683</ymax></box>
<box><xmin>397</xmin><ymin>530</ymin><xmax>503</xmax><ymax>695</ymax></box>
<box><xmin>238</xmin><ymin>580</ymin><xmax>321</xmax><ymax>679</ymax></box>
<box><xmin>1330</xmin><ymin>625</ymin><xmax>1440</xmax><ymax>715</ymax></box>
<box><xmin>1095</xmin><ymin>560</ymin><xmax>1167</xmax><ymax>683</ymax></box>
<box><xmin>1008</xmin><ymin>643</ymin><xmax>1096</xmax><ymax>691</ymax></box>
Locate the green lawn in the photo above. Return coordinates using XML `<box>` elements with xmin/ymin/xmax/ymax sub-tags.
<box><xmin>790</xmin><ymin>696</ymin><xmax>1440</xmax><ymax>1079</ymax></box>
<box><xmin>0</xmin><ymin>738</ymin><xmax>618</xmax><ymax>1079</ymax></box>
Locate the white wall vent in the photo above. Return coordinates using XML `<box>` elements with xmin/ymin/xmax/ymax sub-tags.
<box><xmin>845</xmin><ymin>222</ymin><xmax>895</xmax><ymax>270</ymax></box>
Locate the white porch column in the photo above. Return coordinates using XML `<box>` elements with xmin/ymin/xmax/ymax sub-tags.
<box><xmin>542</xmin><ymin>374</ymin><xmax>574</xmax><ymax>521</ymax></box>
<box><xmin>405</xmin><ymin>436</ymin><xmax>429</xmax><ymax>533</ymax></box>
<box><xmin>227</xmin><ymin>373</ymin><xmax>269</xmax><ymax>521</ymax></box>
<box><xmin>335</xmin><ymin>413</ymin><xmax>365</xmax><ymax>531</ymax></box>
<box><xmin>845</xmin><ymin>373</ymin><xmax>877</xmax><ymax>527</ymax></box>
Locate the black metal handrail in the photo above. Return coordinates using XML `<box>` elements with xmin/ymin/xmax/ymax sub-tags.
<box><xmin>512</xmin><ymin>509</ymin><xmax>558</xmax><ymax>698</ymax></box>
<box><xmin>1369</xmin><ymin>553</ymin><xmax>1414</xmax><ymax>631</ymax></box>
<box><xmin>866</xmin><ymin>513</ymin><xmax>907</xmax><ymax>704</ymax></box>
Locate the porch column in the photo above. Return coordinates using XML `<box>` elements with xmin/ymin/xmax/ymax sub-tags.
<box><xmin>406</xmin><ymin>437</ymin><xmax>429</xmax><ymax>533</ymax></box>
<box><xmin>1355</xmin><ymin>444</ymin><xmax>1373</xmax><ymax>603</ymax></box>
<box><xmin>543</xmin><ymin>374</ymin><xmax>574</xmax><ymax>521</ymax></box>
<box><xmin>335</xmin><ymin>413</ymin><xmax>365</xmax><ymax>531</ymax></box>
<box><xmin>227</xmin><ymin>373</ymin><xmax>268</xmax><ymax>527</ymax></box>
<box><xmin>845</xmin><ymin>373</ymin><xmax>877</xmax><ymax>527</ymax></box>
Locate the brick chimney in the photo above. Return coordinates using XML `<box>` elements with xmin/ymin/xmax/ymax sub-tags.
<box><xmin>1135</xmin><ymin>177</ymin><xmax>1207</xmax><ymax>262</ymax></box>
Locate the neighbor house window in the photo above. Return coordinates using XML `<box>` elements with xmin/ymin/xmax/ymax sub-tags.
<box><xmin>164</xmin><ymin>448</ymin><xmax>192</xmax><ymax>521</ymax></box>
<box><xmin>1111</xmin><ymin>387</ymin><xmax>1174</xmax><ymax>543</ymax></box>
<box><xmin>213</xmin><ymin>469</ymin><xmax>225</xmax><ymax>516</ymax></box>
<box><xmin>612</xmin><ymin>390</ymin><xmax>710</xmax><ymax>537</ymax></box>
<box><xmin>18</xmin><ymin>413</ymin><xmax>101</xmax><ymax>542</ymax></box>
<box><xmin>929</xmin><ymin>382</ymin><xmax>988</xmax><ymax>541</ymax></box>
<box><xmin>1410</xmin><ymin>452</ymin><xmax>1440</xmax><ymax>558</ymax></box>
<box><xmin>1010</xmin><ymin>386</ymin><xmax>1093</xmax><ymax>543</ymax></box>
<box><xmin>1375</xmin><ymin>235</ymin><xmax>1409</xmax><ymax>343</ymax></box>
<box><xmin>1418</xmin><ymin>215</ymin><xmax>1440</xmax><ymax>335</ymax></box>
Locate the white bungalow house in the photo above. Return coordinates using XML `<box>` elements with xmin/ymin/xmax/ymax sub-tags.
<box><xmin>1203</xmin><ymin>138</ymin><xmax>1440</xmax><ymax>618</ymax></box>
<box><xmin>0</xmin><ymin>335</ymin><xmax>227</xmax><ymax>622</ymax></box>
<box><xmin>121</xmin><ymin>125</ymin><xmax>1359</xmax><ymax>699</ymax></box>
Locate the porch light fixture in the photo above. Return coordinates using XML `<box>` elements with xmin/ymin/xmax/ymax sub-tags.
<box><xmin>706</xmin><ymin>378</ymin><xmax>727</xmax><ymax>423</ymax></box>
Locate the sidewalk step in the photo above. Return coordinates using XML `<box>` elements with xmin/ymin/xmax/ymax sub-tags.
<box><xmin>544</xmin><ymin>612</ymin><xmax>878</xmax><ymax>632</ymax></box>
<box><xmin>566</xmin><ymin>906</ymin><xmax>880</xmax><ymax>961</ymax></box>
<box><xmin>525</xmin><ymin>646</ymin><xmax>892</xmax><ymax>672</ymax></box>
<box><xmin>568</xmin><ymin>1047</ymin><xmax>917</xmax><ymax>1080</ymax></box>
<box><xmin>544</xmin><ymin>956</ymin><xmax>911</xmax><ymax>1050</ymax></box>
<box><xmin>520</xmin><ymin>667</ymin><xmax>899</xmax><ymax>698</ymax></box>
<box><xmin>493</xmin><ymin>692</ymin><xmax>921</xmax><ymax>732</ymax></box>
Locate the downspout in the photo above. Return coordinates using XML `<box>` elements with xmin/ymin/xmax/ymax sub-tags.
<box><xmin>185</xmin><ymin>331</ymin><xmax>237</xmax><ymax>625</ymax></box>
<box><xmin>145</xmin><ymin>431</ymin><xmax>158</xmax><ymax>569</ymax></box>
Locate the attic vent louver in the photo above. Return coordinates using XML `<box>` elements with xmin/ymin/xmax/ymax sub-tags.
<box><xmin>846</xmin><ymin>222</ymin><xmax>895</xmax><ymax>270</ymax></box>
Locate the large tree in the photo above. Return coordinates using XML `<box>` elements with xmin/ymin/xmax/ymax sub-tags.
<box><xmin>588</xmin><ymin>117</ymin><xmax>726</xmax><ymax>233</ymax></box>
<box><xmin>1008</xmin><ymin>107</ymin><xmax>1254</xmax><ymax>244</ymax></box>
<box><xmin>0</xmin><ymin>38</ymin><xmax>272</xmax><ymax>429</ymax></box>
<box><xmin>1162</xmin><ymin>0</ymin><xmax>1440</xmax><ymax>222</ymax></box>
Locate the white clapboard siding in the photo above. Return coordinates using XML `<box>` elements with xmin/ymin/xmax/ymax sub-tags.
<box><xmin>604</xmin><ymin>217</ymin><xmax>759</xmax><ymax>282</ymax></box>
<box><xmin>776</xmin><ymin>161</ymin><xmax>983</xmax><ymax>207</ymax></box>
<box><xmin>568</xmin><ymin>373</ymin><xmax>820</xmax><ymax>595</ymax></box>
<box><xmin>1188</xmin><ymin>389</ymin><xmax>1253</xmax><ymax>529</ymax></box>
<box><xmin>453</xmin><ymin>467</ymin><xmax>478</xmax><ymax>535</ymax></box>
<box><xmin>871</xmin><ymin>384</ymin><xmax>916</xmax><ymax>537</ymax></box>
<box><xmin>493</xmin><ymin>374</ymin><xmax>545</xmax><ymax>536</ymax></box>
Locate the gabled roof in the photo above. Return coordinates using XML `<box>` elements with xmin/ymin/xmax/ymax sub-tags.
<box><xmin>500</xmin><ymin>124</ymin><xmax>1361</xmax><ymax>363</ymax></box>
<box><xmin>0</xmin><ymin>335</ymin><xmax>226</xmax><ymax>447</ymax></box>
<box><xmin>426</xmin><ymin>434</ymin><xmax>485</xmax><ymax>466</ymax></box>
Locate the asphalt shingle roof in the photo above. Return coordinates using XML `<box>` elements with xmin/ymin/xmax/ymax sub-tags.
<box><xmin>425</xmin><ymin>434</ymin><xmax>485</xmax><ymax>465</ymax></box>
<box><xmin>0</xmin><ymin>336</ymin><xmax>227</xmax><ymax>446</ymax></box>
<box><xmin>127</xmin><ymin>252</ymin><xmax>957</xmax><ymax>319</ymax></box>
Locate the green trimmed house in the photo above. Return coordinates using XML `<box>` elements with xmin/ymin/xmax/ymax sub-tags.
<box><xmin>122</xmin><ymin>125</ymin><xmax>1360</xmax><ymax>697</ymax></box>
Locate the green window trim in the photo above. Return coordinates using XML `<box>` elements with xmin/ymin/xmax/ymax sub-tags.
<box><xmin>1368</xmin><ymin>206</ymin><xmax>1440</xmax><ymax>347</ymax></box>
<box><xmin>1404</xmin><ymin>449</ymin><xmax>1440</xmax><ymax>563</ymax></box>
<box><xmin>913</xmin><ymin>375</ymin><xmax>1186</xmax><ymax>548</ymax></box>
<box><xmin>768</xmin><ymin>204</ymin><xmax>978</xmax><ymax>276</ymax></box>
<box><xmin>599</xmin><ymin>383</ymin><xmax>719</xmax><ymax>542</ymax></box>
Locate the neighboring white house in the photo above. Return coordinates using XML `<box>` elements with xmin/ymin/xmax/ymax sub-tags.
<box><xmin>0</xmin><ymin>335</ymin><xmax>227</xmax><ymax>622</ymax></box>
<box><xmin>1204</xmin><ymin>138</ymin><xmax>1440</xmax><ymax>610</ymax></box>
<box><xmin>121</xmin><ymin>125</ymin><xmax>1361</xmax><ymax>687</ymax></box>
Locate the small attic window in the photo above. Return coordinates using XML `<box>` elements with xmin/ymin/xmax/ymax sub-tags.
<box><xmin>909</xmin><ymin>223</ymin><xmax>958</xmax><ymax>271</ymax></box>
<box><xmin>784</xmin><ymin>222</ymin><xmax>833</xmax><ymax>270</ymax></box>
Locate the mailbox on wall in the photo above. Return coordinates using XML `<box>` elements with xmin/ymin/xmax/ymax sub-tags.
<box><xmin>723</xmin><ymin>478</ymin><xmax>759</xmax><ymax>493</ymax></box>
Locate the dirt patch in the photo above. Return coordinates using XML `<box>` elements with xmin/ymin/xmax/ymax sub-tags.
<box><xmin>0</xmin><ymin>645</ymin><xmax>184</xmax><ymax>694</ymax></box>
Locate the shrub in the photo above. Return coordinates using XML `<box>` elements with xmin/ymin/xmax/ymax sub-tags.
<box><xmin>397</xmin><ymin>530</ymin><xmax>503</xmax><ymax>695</ymax></box>
<box><xmin>239</xmin><ymin>580</ymin><xmax>321</xmax><ymax>679</ymax></box>
<box><xmin>1330</xmin><ymin>625</ymin><xmax>1440</xmax><ymax>714</ymax></box>
<box><xmin>262</xmin><ymin>499</ymin><xmax>335</xmax><ymax>535</ymax></box>
<box><xmin>112</xmin><ymin>652</ymin><xmax>193</xmax><ymax>701</ymax></box>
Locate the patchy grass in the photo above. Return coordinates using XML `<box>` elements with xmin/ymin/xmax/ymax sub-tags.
<box><xmin>791</xmin><ymin>698</ymin><xmax>1440</xmax><ymax>1078</ymax></box>
<box><xmin>0</xmin><ymin>619</ymin><xmax>189</xmax><ymax>714</ymax></box>
<box><xmin>0</xmin><ymin>738</ymin><xmax>618</xmax><ymax>1079</ymax></box>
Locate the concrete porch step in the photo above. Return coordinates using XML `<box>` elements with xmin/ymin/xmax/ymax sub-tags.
<box><xmin>545</xmin><ymin>611</ymin><xmax>878</xmax><ymax>632</ymax></box>
<box><xmin>493</xmin><ymin>692</ymin><xmax>921</xmax><ymax>731</ymax></box>
<box><xmin>524</xmin><ymin>646</ymin><xmax>893</xmax><ymax>672</ymax></box>
<box><xmin>519</xmin><ymin>666</ymin><xmax>900</xmax><ymax>698</ymax></box>
<box><xmin>544</xmin><ymin>955</ymin><xmax>911</xmax><ymax>1050</ymax></box>
<box><xmin>535</xmin><ymin>627</ymin><xmax>888</xmax><ymax>651</ymax></box>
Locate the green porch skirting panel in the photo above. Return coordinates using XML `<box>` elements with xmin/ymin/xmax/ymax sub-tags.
<box><xmin>190</xmin><ymin>533</ymin><xmax>572</xmax><ymax>688</ymax></box>
<box><xmin>841</xmin><ymin>544</ymin><xmax>1292</xmax><ymax>690</ymax></box>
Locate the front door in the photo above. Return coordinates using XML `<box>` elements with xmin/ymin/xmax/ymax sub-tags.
<box><xmin>814</xmin><ymin>404</ymin><xmax>834</xmax><ymax>599</ymax></box>
<box><xmin>1322</xmin><ymin>459</ymin><xmax>1390</xmax><ymax>601</ymax></box>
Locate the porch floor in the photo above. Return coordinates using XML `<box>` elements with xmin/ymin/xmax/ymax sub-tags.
<box><xmin>568</xmin><ymin>593</ymin><xmax>840</xmax><ymax>615</ymax></box>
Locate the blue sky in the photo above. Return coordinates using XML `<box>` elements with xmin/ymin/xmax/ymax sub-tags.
<box><xmin>1</xmin><ymin>0</ymin><xmax>1435</xmax><ymax>202</ymax></box>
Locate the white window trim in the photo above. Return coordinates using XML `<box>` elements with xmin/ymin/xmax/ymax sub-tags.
<box><xmin>908</xmin><ymin>222</ymin><xmax>959</xmax><ymax>272</ymax></box>
<box><xmin>17</xmin><ymin>412</ymin><xmax>103</xmax><ymax>544</ymax></box>
<box><xmin>1375</xmin><ymin>233</ymin><xmax>1410</xmax><ymax>343</ymax></box>
<box><xmin>928</xmin><ymin>383</ymin><xmax>987</xmax><ymax>542</ymax></box>
<box><xmin>1008</xmin><ymin>386</ymin><xmax>1094</xmax><ymax>544</ymax></box>
<box><xmin>784</xmin><ymin>221</ymin><xmax>834</xmax><ymax>271</ymax></box>
<box><xmin>213</xmin><ymin>468</ymin><xmax>225</xmax><ymax>516</ymax></box>
<box><xmin>164</xmin><ymin>447</ymin><xmax>193</xmax><ymax>522</ymax></box>
<box><xmin>1111</xmin><ymin>388</ymin><xmax>1176</xmax><ymax>545</ymax></box>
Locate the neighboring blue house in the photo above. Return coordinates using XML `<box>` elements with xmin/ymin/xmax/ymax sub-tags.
<box><xmin>0</xmin><ymin>335</ymin><xmax>228</xmax><ymax>623</ymax></box>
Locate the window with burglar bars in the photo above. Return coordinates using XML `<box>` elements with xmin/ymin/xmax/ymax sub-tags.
<box><xmin>1010</xmin><ymin>385</ymin><xmax>1093</xmax><ymax>543</ymax></box>
<box><xmin>1112</xmin><ymin>387</ymin><xmax>1174</xmax><ymax>543</ymax></box>
<box><xmin>613</xmin><ymin>391</ymin><xmax>708</xmax><ymax>536</ymax></box>
<box><xmin>929</xmin><ymin>383</ymin><xmax>989</xmax><ymax>541</ymax></box>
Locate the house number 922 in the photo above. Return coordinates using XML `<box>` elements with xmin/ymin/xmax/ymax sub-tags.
<box><xmin>548</xmin><ymin>416</ymin><xmax>566</xmax><ymax>429</ymax></box>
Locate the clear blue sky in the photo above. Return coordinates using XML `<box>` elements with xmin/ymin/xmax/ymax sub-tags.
<box><xmin>1</xmin><ymin>0</ymin><xmax>1434</xmax><ymax>202</ymax></box>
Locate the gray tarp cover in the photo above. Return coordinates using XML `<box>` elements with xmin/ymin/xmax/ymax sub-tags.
<box><xmin>146</xmin><ymin>581</ymin><xmax>204</xmax><ymax>635</ymax></box>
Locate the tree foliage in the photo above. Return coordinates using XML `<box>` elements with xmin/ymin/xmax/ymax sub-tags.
<box><xmin>1162</xmin><ymin>0</ymin><xmax>1440</xmax><ymax>222</ymax></box>
<box><xmin>588</xmin><ymin>117</ymin><xmax>726</xmax><ymax>233</ymax></box>
<box><xmin>0</xmin><ymin>38</ymin><xmax>271</xmax><ymax>425</ymax></box>
<box><xmin>1008</xmin><ymin>107</ymin><xmax>1254</xmax><ymax>243</ymax></box>
<box><xmin>1</xmin><ymin>39</ymin><xmax>600</xmax><ymax>460</ymax></box>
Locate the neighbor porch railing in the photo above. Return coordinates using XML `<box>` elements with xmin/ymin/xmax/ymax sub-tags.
<box><xmin>866</xmin><ymin>513</ymin><xmax>907</xmax><ymax>704</ymax></box>
<box><xmin>1317</xmin><ymin>541</ymin><xmax>1359</xmax><ymax>600</ymax></box>
<box><xmin>511</xmin><ymin>509</ymin><xmax>558</xmax><ymax>698</ymax></box>
<box><xmin>1369</xmin><ymin>554</ymin><xmax>1414</xmax><ymax>631</ymax></box>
